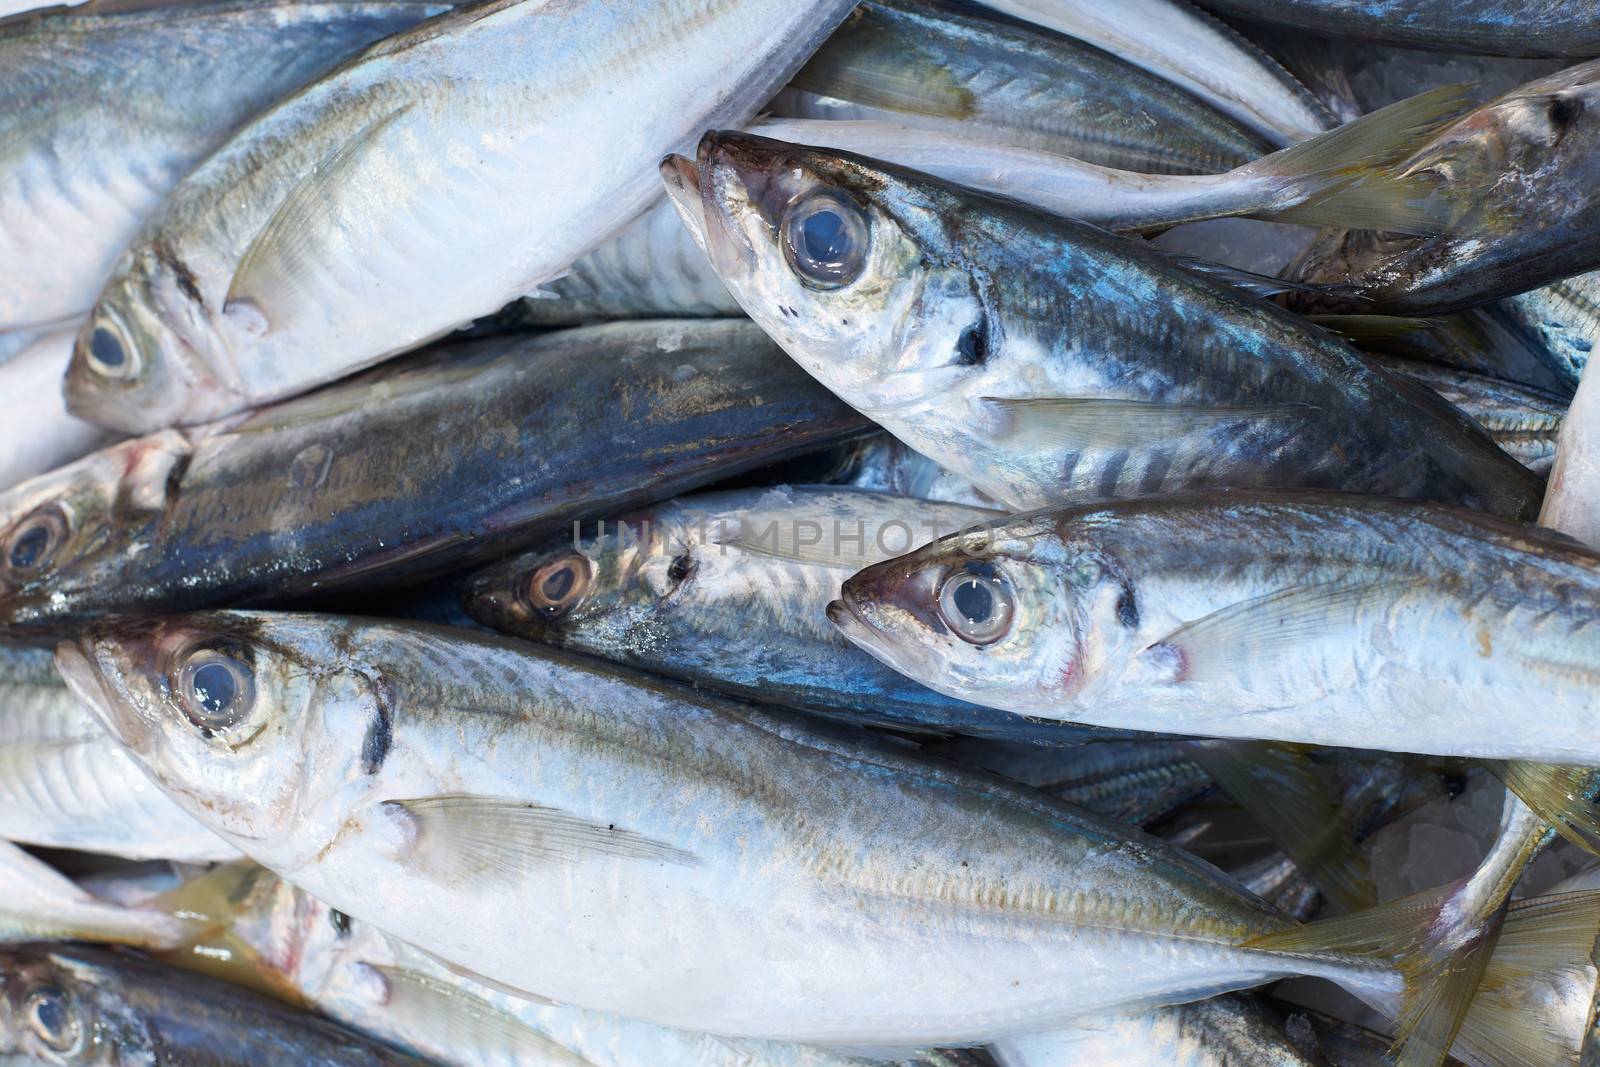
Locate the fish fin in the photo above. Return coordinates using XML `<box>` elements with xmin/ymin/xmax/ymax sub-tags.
<box><xmin>1244</xmin><ymin>884</ymin><xmax>1494</xmax><ymax>1067</ymax></box>
<box><xmin>1186</xmin><ymin>741</ymin><xmax>1377</xmax><ymax>911</ymax></box>
<box><xmin>0</xmin><ymin>841</ymin><xmax>194</xmax><ymax>951</ymax></box>
<box><xmin>224</xmin><ymin>104</ymin><xmax>414</xmax><ymax>331</ymax></box>
<box><xmin>1451</xmin><ymin>891</ymin><xmax>1600</xmax><ymax>1067</ymax></box>
<box><xmin>980</xmin><ymin>396</ymin><xmax>1315</xmax><ymax>451</ymax></box>
<box><xmin>399</xmin><ymin>942</ymin><xmax>561</xmax><ymax>1005</ymax></box>
<box><xmin>372</xmin><ymin>965</ymin><xmax>599</xmax><ymax>1067</ymax></box>
<box><xmin>1495</xmin><ymin>761</ymin><xmax>1600</xmax><ymax>856</ymax></box>
<box><xmin>788</xmin><ymin>21</ymin><xmax>976</xmax><ymax>121</ymax></box>
<box><xmin>1307</xmin><ymin>313</ymin><xmax>1441</xmax><ymax>341</ymax></box>
<box><xmin>1141</xmin><ymin>581</ymin><xmax>1400</xmax><ymax>687</ymax></box>
<box><xmin>384</xmin><ymin>794</ymin><xmax>700</xmax><ymax>885</ymax></box>
<box><xmin>1259</xmin><ymin>85</ymin><xmax>1478</xmax><ymax>235</ymax></box>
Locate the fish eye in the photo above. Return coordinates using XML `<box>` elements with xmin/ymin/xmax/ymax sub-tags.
<box><xmin>781</xmin><ymin>190</ymin><xmax>869</xmax><ymax>288</ymax></box>
<box><xmin>2</xmin><ymin>505</ymin><xmax>70</xmax><ymax>576</ymax></box>
<box><xmin>24</xmin><ymin>986</ymin><xmax>81</xmax><ymax>1054</ymax></box>
<box><xmin>175</xmin><ymin>645</ymin><xmax>258</xmax><ymax>741</ymax></box>
<box><xmin>937</xmin><ymin>566</ymin><xmax>1015</xmax><ymax>645</ymax></box>
<box><xmin>83</xmin><ymin>320</ymin><xmax>139</xmax><ymax>381</ymax></box>
<box><xmin>525</xmin><ymin>554</ymin><xmax>592</xmax><ymax>619</ymax></box>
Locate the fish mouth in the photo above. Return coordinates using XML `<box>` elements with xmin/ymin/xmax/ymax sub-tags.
<box><xmin>53</xmin><ymin>639</ymin><xmax>154</xmax><ymax>758</ymax></box>
<box><xmin>827</xmin><ymin>594</ymin><xmax>941</xmax><ymax>684</ymax></box>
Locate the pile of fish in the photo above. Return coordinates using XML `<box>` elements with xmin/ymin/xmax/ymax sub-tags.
<box><xmin>8</xmin><ymin>0</ymin><xmax>1600</xmax><ymax>1064</ymax></box>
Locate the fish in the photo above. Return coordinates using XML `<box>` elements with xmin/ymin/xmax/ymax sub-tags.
<box><xmin>0</xmin><ymin>327</ymin><xmax>117</xmax><ymax>493</ymax></box>
<box><xmin>0</xmin><ymin>0</ymin><xmax>453</xmax><ymax>334</ymax></box>
<box><xmin>1195</xmin><ymin>0</ymin><xmax>1600</xmax><ymax>58</ymax></box>
<box><xmin>0</xmin><ymin>840</ymin><xmax>191</xmax><ymax>950</ymax></box>
<box><xmin>774</xmin><ymin>0</ymin><xmax>1271</xmax><ymax>176</ymax></box>
<box><xmin>968</xmin><ymin>0</ymin><xmax>1335</xmax><ymax>146</ymax></box>
<box><xmin>1491</xmin><ymin>270</ymin><xmax>1600</xmax><ymax>391</ymax></box>
<box><xmin>663</xmin><ymin>132</ymin><xmax>1545</xmax><ymax>517</ymax></box>
<box><xmin>1367</xmin><ymin>355</ymin><xmax>1567</xmax><ymax>475</ymax></box>
<box><xmin>1287</xmin><ymin>61</ymin><xmax>1600</xmax><ymax>314</ymax></box>
<box><xmin>64</xmin><ymin>0</ymin><xmax>860</xmax><ymax>435</ymax></box>
<box><xmin>1317</xmin><ymin>309</ymin><xmax>1577</xmax><ymax>397</ymax></box>
<box><xmin>464</xmin><ymin>485</ymin><xmax>1133</xmax><ymax>744</ymax></box>
<box><xmin>0</xmin><ymin>644</ymin><xmax>234</xmax><ymax>862</ymax></box>
<box><xmin>511</xmin><ymin>77</ymin><xmax>1449</xmax><ymax>328</ymax></box>
<box><xmin>513</xmin><ymin>197</ymin><xmax>741</xmax><ymax>324</ymax></box>
<box><xmin>0</xmin><ymin>943</ymin><xmax>431</xmax><ymax>1065</ymax></box>
<box><xmin>0</xmin><ymin>320</ymin><xmax>867</xmax><ymax>640</ymax></box>
<box><xmin>55</xmin><ymin>609</ymin><xmax>1431</xmax><ymax>1047</ymax></box>
<box><xmin>751</xmin><ymin>91</ymin><xmax>1471</xmax><ymax>234</ymax></box>
<box><xmin>827</xmin><ymin>434</ymin><xmax>1001</xmax><ymax>509</ymax></box>
<box><xmin>829</xmin><ymin>490</ymin><xmax>1600</xmax><ymax>764</ymax></box>
<box><xmin>988</xmin><ymin>994</ymin><xmax>1354</xmax><ymax>1066</ymax></box>
<box><xmin>159</xmin><ymin>864</ymin><xmax>971</xmax><ymax>1067</ymax></box>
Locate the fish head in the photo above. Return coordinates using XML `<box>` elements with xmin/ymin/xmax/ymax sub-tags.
<box><xmin>463</xmin><ymin>517</ymin><xmax>668</xmax><ymax>649</ymax></box>
<box><xmin>829</xmin><ymin>514</ymin><xmax>1131</xmax><ymax>712</ymax></box>
<box><xmin>664</xmin><ymin>132</ymin><xmax>996</xmax><ymax>417</ymax></box>
<box><xmin>1400</xmin><ymin>61</ymin><xmax>1600</xmax><ymax>229</ymax></box>
<box><xmin>54</xmin><ymin>612</ymin><xmax>386</xmax><ymax>872</ymax></box>
<box><xmin>0</xmin><ymin>947</ymin><xmax>155</xmax><ymax>1065</ymax></box>
<box><xmin>0</xmin><ymin>434</ymin><xmax>190</xmax><ymax>637</ymax></box>
<box><xmin>65</xmin><ymin>249</ymin><xmax>229</xmax><ymax>435</ymax></box>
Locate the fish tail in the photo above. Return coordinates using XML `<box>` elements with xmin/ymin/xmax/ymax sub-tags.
<box><xmin>1250</xmin><ymin>84</ymin><xmax>1476</xmax><ymax>235</ymax></box>
<box><xmin>1495</xmin><ymin>760</ymin><xmax>1600</xmax><ymax>856</ymax></box>
<box><xmin>1244</xmin><ymin>884</ymin><xmax>1600</xmax><ymax>1067</ymax></box>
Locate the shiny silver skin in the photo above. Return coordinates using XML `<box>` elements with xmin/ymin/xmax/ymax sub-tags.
<box><xmin>1288</xmin><ymin>61</ymin><xmax>1600</xmax><ymax>313</ymax></box>
<box><xmin>0</xmin><ymin>944</ymin><xmax>430</xmax><ymax>1065</ymax></box>
<box><xmin>832</xmin><ymin>434</ymin><xmax>999</xmax><ymax>509</ymax></box>
<box><xmin>514</xmin><ymin>197</ymin><xmax>740</xmax><ymax>324</ymax></box>
<box><xmin>186</xmin><ymin>865</ymin><xmax>957</xmax><ymax>1067</ymax></box>
<box><xmin>0</xmin><ymin>327</ymin><xmax>116</xmax><ymax>494</ymax></box>
<box><xmin>972</xmin><ymin>0</ymin><xmax>1334</xmax><ymax>146</ymax></box>
<box><xmin>776</xmin><ymin>0</ymin><xmax>1270</xmax><ymax>175</ymax></box>
<box><xmin>832</xmin><ymin>491</ymin><xmax>1600</xmax><ymax>763</ymax></box>
<box><xmin>0</xmin><ymin>645</ymin><xmax>234</xmax><ymax>862</ymax></box>
<box><xmin>667</xmin><ymin>132</ymin><xmax>1544</xmax><ymax>518</ymax></box>
<box><xmin>464</xmin><ymin>486</ymin><xmax>1129</xmax><ymax>744</ymax></box>
<box><xmin>0</xmin><ymin>0</ymin><xmax>451</xmax><ymax>334</ymax></box>
<box><xmin>1368</xmin><ymin>355</ymin><xmax>1567</xmax><ymax>475</ymax></box>
<box><xmin>56</xmin><ymin>611</ymin><xmax>1399</xmax><ymax>1045</ymax></box>
<box><xmin>64</xmin><ymin>0</ymin><xmax>859</xmax><ymax>434</ymax></box>
<box><xmin>0</xmin><ymin>320</ymin><xmax>867</xmax><ymax>640</ymax></box>
<box><xmin>1197</xmin><ymin>0</ymin><xmax>1600</xmax><ymax>58</ymax></box>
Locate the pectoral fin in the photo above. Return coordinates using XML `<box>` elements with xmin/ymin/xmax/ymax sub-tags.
<box><xmin>225</xmin><ymin>104</ymin><xmax>415</xmax><ymax>332</ymax></box>
<box><xmin>373</xmin><ymin>965</ymin><xmax>599</xmax><ymax>1067</ymax></box>
<box><xmin>384</xmin><ymin>794</ymin><xmax>700</xmax><ymax>886</ymax></box>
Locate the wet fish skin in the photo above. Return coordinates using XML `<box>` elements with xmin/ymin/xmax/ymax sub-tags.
<box><xmin>0</xmin><ymin>320</ymin><xmax>867</xmax><ymax>641</ymax></box>
<box><xmin>831</xmin><ymin>491</ymin><xmax>1600</xmax><ymax>764</ymax></box>
<box><xmin>0</xmin><ymin>645</ymin><xmax>234</xmax><ymax>862</ymax></box>
<box><xmin>513</xmin><ymin>197</ymin><xmax>740</xmax><ymax>324</ymax></box>
<box><xmin>669</xmin><ymin>132</ymin><xmax>1543</xmax><ymax>518</ymax></box>
<box><xmin>1198</xmin><ymin>0</ymin><xmax>1600</xmax><ymax>59</ymax></box>
<box><xmin>189</xmin><ymin>865</ymin><xmax>954</xmax><ymax>1067</ymax></box>
<box><xmin>779</xmin><ymin>0</ymin><xmax>1270</xmax><ymax>176</ymax></box>
<box><xmin>0</xmin><ymin>943</ymin><xmax>430</xmax><ymax>1065</ymax></box>
<box><xmin>56</xmin><ymin>610</ymin><xmax>1396</xmax><ymax>1045</ymax></box>
<box><xmin>1288</xmin><ymin>61</ymin><xmax>1600</xmax><ymax>313</ymax></box>
<box><xmin>1367</xmin><ymin>355</ymin><xmax>1567</xmax><ymax>476</ymax></box>
<box><xmin>65</xmin><ymin>0</ymin><xmax>859</xmax><ymax>435</ymax></box>
<box><xmin>0</xmin><ymin>327</ymin><xmax>116</xmax><ymax>494</ymax></box>
<box><xmin>973</xmin><ymin>0</ymin><xmax>1334</xmax><ymax>147</ymax></box>
<box><xmin>0</xmin><ymin>0</ymin><xmax>452</xmax><ymax>334</ymax></box>
<box><xmin>464</xmin><ymin>486</ymin><xmax>1129</xmax><ymax>744</ymax></box>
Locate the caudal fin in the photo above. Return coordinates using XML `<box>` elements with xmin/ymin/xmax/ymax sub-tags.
<box><xmin>1245</xmin><ymin>887</ymin><xmax>1600</xmax><ymax>1066</ymax></box>
<box><xmin>1250</xmin><ymin>85</ymin><xmax>1476</xmax><ymax>235</ymax></box>
<box><xmin>1496</xmin><ymin>761</ymin><xmax>1600</xmax><ymax>856</ymax></box>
